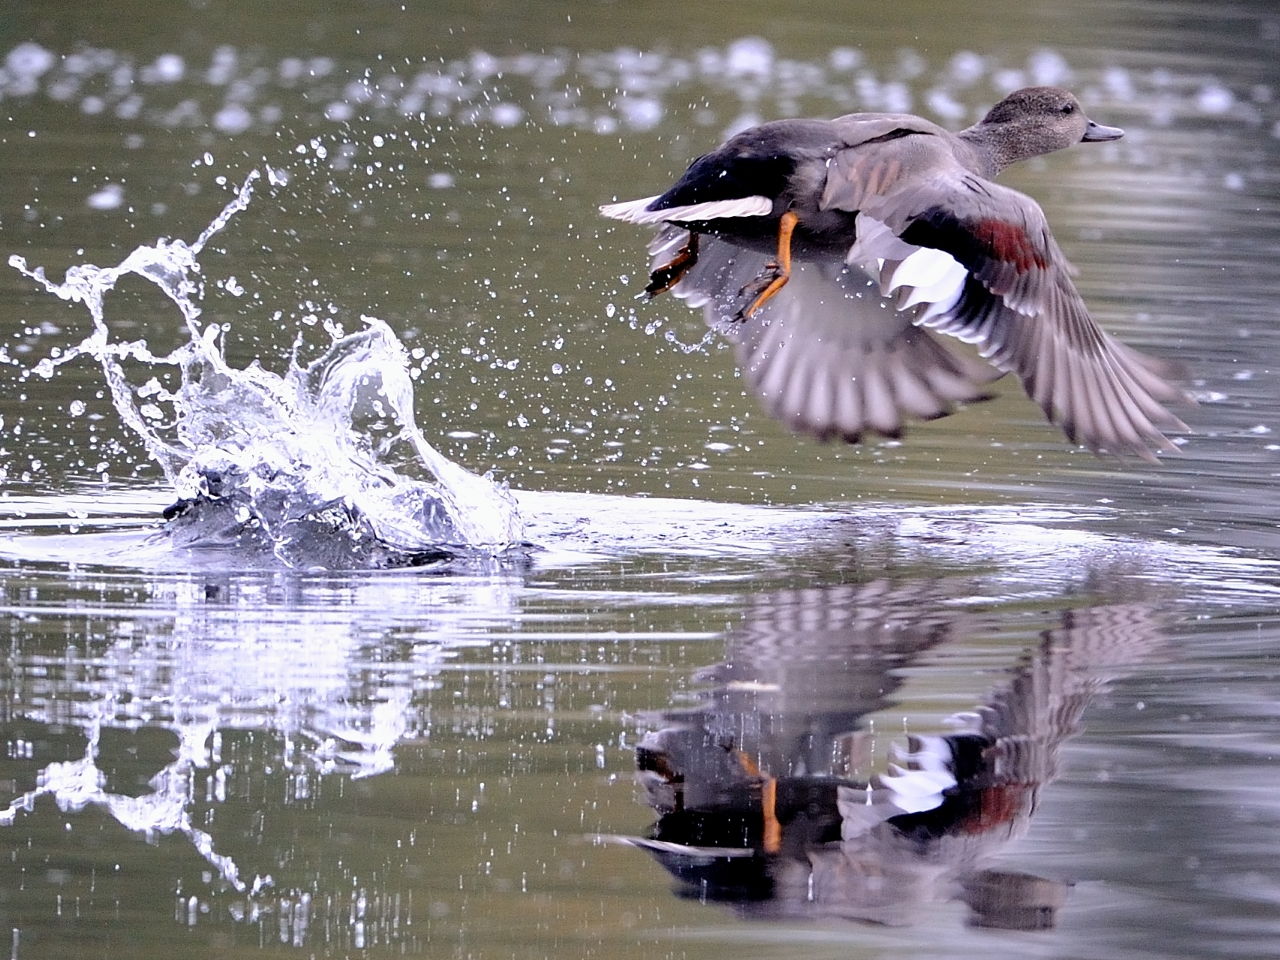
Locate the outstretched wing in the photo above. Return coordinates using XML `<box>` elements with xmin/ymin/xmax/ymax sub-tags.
<box><xmin>650</xmin><ymin>225</ymin><xmax>999</xmax><ymax>442</ymax></box>
<box><xmin>822</xmin><ymin>154</ymin><xmax>1190</xmax><ymax>459</ymax></box>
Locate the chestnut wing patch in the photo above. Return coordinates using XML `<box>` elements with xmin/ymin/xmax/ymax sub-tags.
<box><xmin>971</xmin><ymin>217</ymin><xmax>1048</xmax><ymax>272</ymax></box>
<box><xmin>901</xmin><ymin>208</ymin><xmax>1048</xmax><ymax>277</ymax></box>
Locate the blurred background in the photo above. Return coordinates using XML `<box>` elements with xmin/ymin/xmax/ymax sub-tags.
<box><xmin>1</xmin><ymin>0</ymin><xmax>1277</xmax><ymax>536</ymax></box>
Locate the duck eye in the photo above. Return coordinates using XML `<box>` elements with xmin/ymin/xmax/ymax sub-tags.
<box><xmin>1060</xmin><ymin>103</ymin><xmax>1075</xmax><ymax>114</ymax></box>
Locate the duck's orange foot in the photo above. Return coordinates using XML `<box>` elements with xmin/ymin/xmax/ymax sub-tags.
<box><xmin>734</xmin><ymin>261</ymin><xmax>789</xmax><ymax>321</ymax></box>
<box><xmin>732</xmin><ymin>210</ymin><xmax>798</xmax><ymax>322</ymax></box>
<box><xmin>643</xmin><ymin>232</ymin><xmax>700</xmax><ymax>299</ymax></box>
<box><xmin>732</xmin><ymin>750</ymin><xmax>781</xmax><ymax>855</ymax></box>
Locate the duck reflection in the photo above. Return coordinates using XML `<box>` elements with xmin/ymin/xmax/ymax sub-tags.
<box><xmin>0</xmin><ymin>570</ymin><xmax>521</xmax><ymax>897</ymax></box>
<box><xmin>630</xmin><ymin>580</ymin><xmax>1163</xmax><ymax>929</ymax></box>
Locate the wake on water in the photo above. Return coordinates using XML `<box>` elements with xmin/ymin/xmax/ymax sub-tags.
<box><xmin>9</xmin><ymin>168</ymin><xmax>525</xmax><ymax>570</ymax></box>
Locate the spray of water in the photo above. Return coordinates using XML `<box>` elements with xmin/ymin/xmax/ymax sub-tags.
<box><xmin>9</xmin><ymin>168</ymin><xmax>525</xmax><ymax>568</ymax></box>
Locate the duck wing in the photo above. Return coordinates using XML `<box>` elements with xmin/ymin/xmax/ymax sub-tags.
<box><xmin>651</xmin><ymin>226</ymin><xmax>999</xmax><ymax>442</ymax></box>
<box><xmin>822</xmin><ymin>157</ymin><xmax>1190</xmax><ymax>459</ymax></box>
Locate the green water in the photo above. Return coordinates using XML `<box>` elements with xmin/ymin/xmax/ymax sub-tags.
<box><xmin>2</xmin><ymin>1</ymin><xmax>1279</xmax><ymax>957</ymax></box>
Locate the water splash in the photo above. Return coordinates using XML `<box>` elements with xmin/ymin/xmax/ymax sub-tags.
<box><xmin>0</xmin><ymin>708</ymin><xmax>250</xmax><ymax>892</ymax></box>
<box><xmin>9</xmin><ymin>169</ymin><xmax>524</xmax><ymax>568</ymax></box>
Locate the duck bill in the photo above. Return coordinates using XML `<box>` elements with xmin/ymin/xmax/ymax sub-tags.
<box><xmin>1081</xmin><ymin>120</ymin><xmax>1124</xmax><ymax>142</ymax></box>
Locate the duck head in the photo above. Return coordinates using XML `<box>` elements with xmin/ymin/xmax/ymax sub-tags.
<box><xmin>962</xmin><ymin>86</ymin><xmax>1124</xmax><ymax>175</ymax></box>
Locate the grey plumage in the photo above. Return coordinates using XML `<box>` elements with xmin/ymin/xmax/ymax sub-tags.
<box><xmin>602</xmin><ymin>86</ymin><xmax>1191</xmax><ymax>459</ymax></box>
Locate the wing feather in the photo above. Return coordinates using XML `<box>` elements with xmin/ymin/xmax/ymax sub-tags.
<box><xmin>650</xmin><ymin>228</ymin><xmax>998</xmax><ymax>442</ymax></box>
<box><xmin>600</xmin><ymin>194</ymin><xmax>773</xmax><ymax>224</ymax></box>
<box><xmin>820</xmin><ymin>155</ymin><xmax>1190</xmax><ymax>458</ymax></box>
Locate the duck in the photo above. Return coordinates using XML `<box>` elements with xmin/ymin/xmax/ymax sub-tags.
<box><xmin>600</xmin><ymin>86</ymin><xmax>1190</xmax><ymax>460</ymax></box>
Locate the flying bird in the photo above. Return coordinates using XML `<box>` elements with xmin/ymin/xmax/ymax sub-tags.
<box><xmin>601</xmin><ymin>86</ymin><xmax>1189</xmax><ymax>460</ymax></box>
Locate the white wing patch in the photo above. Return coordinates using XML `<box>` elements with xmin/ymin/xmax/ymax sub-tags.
<box><xmin>879</xmin><ymin>735</ymin><xmax>957</xmax><ymax>815</ymax></box>
<box><xmin>847</xmin><ymin>214</ymin><xmax>969</xmax><ymax>324</ymax></box>
<box><xmin>846</xmin><ymin>213</ymin><xmax>917</xmax><ymax>266</ymax></box>
<box><xmin>599</xmin><ymin>194</ymin><xmax>773</xmax><ymax>224</ymax></box>
<box><xmin>889</xmin><ymin>246</ymin><xmax>969</xmax><ymax>317</ymax></box>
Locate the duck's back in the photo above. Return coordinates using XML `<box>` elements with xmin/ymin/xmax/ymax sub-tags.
<box><xmin>646</xmin><ymin>119</ymin><xmax>841</xmax><ymax>213</ymax></box>
<box><xmin>732</xmin><ymin>111</ymin><xmax>953</xmax><ymax>153</ymax></box>
<box><xmin>828</xmin><ymin>111</ymin><xmax>953</xmax><ymax>147</ymax></box>
<box><xmin>649</xmin><ymin>112</ymin><xmax>971</xmax><ymax>218</ymax></box>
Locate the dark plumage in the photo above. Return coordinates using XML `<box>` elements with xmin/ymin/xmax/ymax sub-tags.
<box><xmin>601</xmin><ymin>86</ymin><xmax>1190</xmax><ymax>460</ymax></box>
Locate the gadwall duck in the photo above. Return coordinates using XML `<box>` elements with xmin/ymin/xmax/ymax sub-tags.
<box><xmin>601</xmin><ymin>86</ymin><xmax>1189</xmax><ymax>460</ymax></box>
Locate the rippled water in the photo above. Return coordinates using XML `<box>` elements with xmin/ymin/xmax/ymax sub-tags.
<box><xmin>1</xmin><ymin>2</ymin><xmax>1279</xmax><ymax>958</ymax></box>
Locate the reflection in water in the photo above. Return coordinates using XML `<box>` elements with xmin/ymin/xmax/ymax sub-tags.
<box><xmin>0</xmin><ymin>569</ymin><xmax>519</xmax><ymax>925</ymax></box>
<box><xmin>628</xmin><ymin>580</ymin><xmax>1164</xmax><ymax>929</ymax></box>
<box><xmin>0</xmin><ymin>709</ymin><xmax>251</xmax><ymax>889</ymax></box>
<box><xmin>0</xmin><ymin>530</ymin><xmax>1273</xmax><ymax>955</ymax></box>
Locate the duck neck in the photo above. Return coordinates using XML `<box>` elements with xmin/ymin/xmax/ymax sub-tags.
<box><xmin>955</xmin><ymin>125</ymin><xmax>1020</xmax><ymax>178</ymax></box>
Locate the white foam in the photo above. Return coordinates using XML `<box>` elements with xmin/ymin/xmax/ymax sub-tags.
<box><xmin>212</xmin><ymin>102</ymin><xmax>253</xmax><ymax>134</ymax></box>
<box><xmin>85</xmin><ymin>183</ymin><xmax>124</xmax><ymax>210</ymax></box>
<box><xmin>725</xmin><ymin>37</ymin><xmax>775</xmax><ymax>79</ymax></box>
<box><xmin>4</xmin><ymin>42</ymin><xmax>55</xmax><ymax>94</ymax></box>
<box><xmin>145</xmin><ymin>53</ymin><xmax>185</xmax><ymax>84</ymax></box>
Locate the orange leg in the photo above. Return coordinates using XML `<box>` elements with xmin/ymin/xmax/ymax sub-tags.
<box><xmin>643</xmin><ymin>232</ymin><xmax>700</xmax><ymax>299</ymax></box>
<box><xmin>735</xmin><ymin>210</ymin><xmax>798</xmax><ymax>321</ymax></box>
<box><xmin>734</xmin><ymin>749</ymin><xmax>762</xmax><ymax>777</ymax></box>
<box><xmin>734</xmin><ymin>750</ymin><xmax>782</xmax><ymax>855</ymax></box>
<box><xmin>761</xmin><ymin>776</ymin><xmax>782</xmax><ymax>855</ymax></box>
